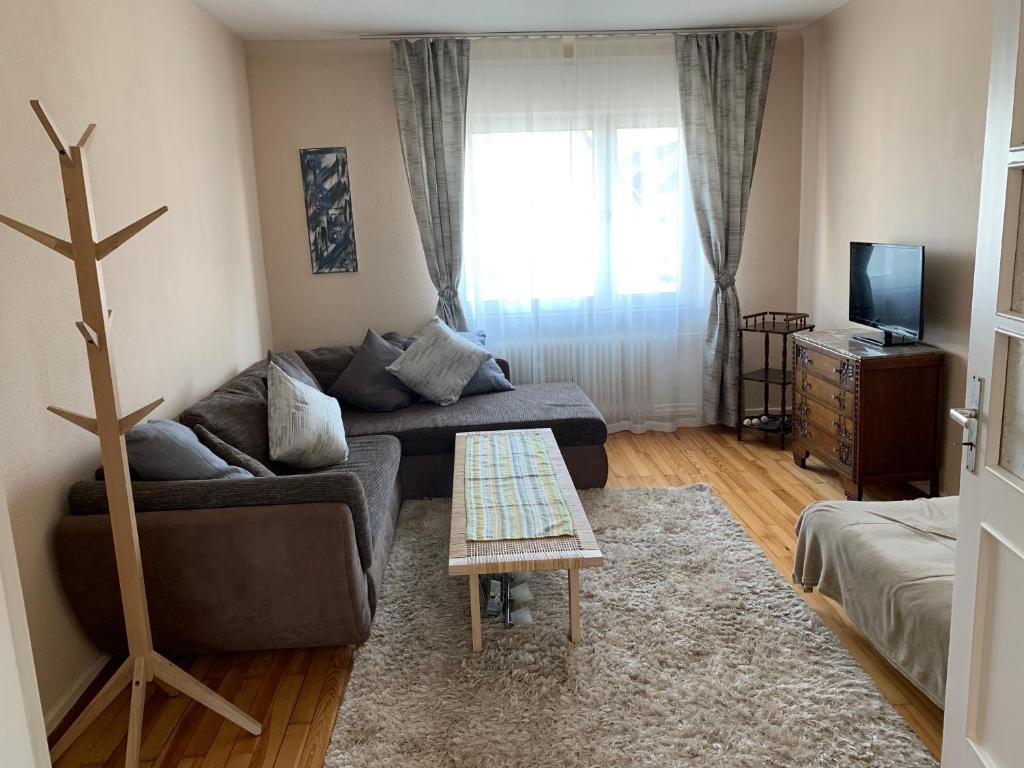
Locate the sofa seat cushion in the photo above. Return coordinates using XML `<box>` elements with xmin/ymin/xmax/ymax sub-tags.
<box><xmin>298</xmin><ymin>434</ymin><xmax>401</xmax><ymax>548</ymax></box>
<box><xmin>341</xmin><ymin>383</ymin><xmax>607</xmax><ymax>456</ymax></box>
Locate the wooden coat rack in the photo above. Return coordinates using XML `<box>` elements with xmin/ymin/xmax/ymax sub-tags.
<box><xmin>0</xmin><ymin>101</ymin><xmax>261</xmax><ymax>767</ymax></box>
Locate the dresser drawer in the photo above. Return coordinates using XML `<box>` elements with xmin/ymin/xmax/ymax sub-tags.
<box><xmin>795</xmin><ymin>344</ymin><xmax>857</xmax><ymax>391</ymax></box>
<box><xmin>794</xmin><ymin>416</ymin><xmax>855</xmax><ymax>476</ymax></box>
<box><xmin>796</xmin><ymin>369</ymin><xmax>856</xmax><ymax>418</ymax></box>
<box><xmin>795</xmin><ymin>394</ymin><xmax>856</xmax><ymax>442</ymax></box>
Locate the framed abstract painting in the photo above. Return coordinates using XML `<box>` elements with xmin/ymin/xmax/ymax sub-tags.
<box><xmin>299</xmin><ymin>147</ymin><xmax>358</xmax><ymax>273</ymax></box>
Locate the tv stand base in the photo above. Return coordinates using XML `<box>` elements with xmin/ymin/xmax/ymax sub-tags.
<box><xmin>852</xmin><ymin>330</ymin><xmax>916</xmax><ymax>347</ymax></box>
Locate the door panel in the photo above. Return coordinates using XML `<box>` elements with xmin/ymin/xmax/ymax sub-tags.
<box><xmin>1012</xmin><ymin>246</ymin><xmax>1024</xmax><ymax>312</ymax></box>
<box><xmin>964</xmin><ymin>527</ymin><xmax>1024</xmax><ymax>768</ymax></box>
<box><xmin>999</xmin><ymin>336</ymin><xmax>1024</xmax><ymax>479</ymax></box>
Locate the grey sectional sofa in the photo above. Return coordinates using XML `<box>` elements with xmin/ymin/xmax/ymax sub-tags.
<box><xmin>55</xmin><ymin>335</ymin><xmax>607</xmax><ymax>655</ymax></box>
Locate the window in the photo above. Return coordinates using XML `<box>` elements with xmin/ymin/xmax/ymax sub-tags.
<box><xmin>466</xmin><ymin>122</ymin><xmax>687</xmax><ymax>304</ymax></box>
<box><xmin>460</xmin><ymin>36</ymin><xmax>707</xmax><ymax>433</ymax></box>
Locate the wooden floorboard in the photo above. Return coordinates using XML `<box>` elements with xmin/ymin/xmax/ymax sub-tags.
<box><xmin>52</xmin><ymin>427</ymin><xmax>942</xmax><ymax>766</ymax></box>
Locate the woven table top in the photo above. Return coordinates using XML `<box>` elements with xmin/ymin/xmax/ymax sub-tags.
<box><xmin>448</xmin><ymin>428</ymin><xmax>604</xmax><ymax>576</ymax></box>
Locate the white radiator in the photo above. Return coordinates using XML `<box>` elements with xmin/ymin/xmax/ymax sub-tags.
<box><xmin>502</xmin><ymin>336</ymin><xmax>653</xmax><ymax>428</ymax></box>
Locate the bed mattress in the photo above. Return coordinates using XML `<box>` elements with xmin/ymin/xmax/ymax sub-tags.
<box><xmin>793</xmin><ymin>495</ymin><xmax>958</xmax><ymax>708</ymax></box>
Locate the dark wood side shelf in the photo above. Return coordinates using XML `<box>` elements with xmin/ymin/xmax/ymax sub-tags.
<box><xmin>737</xmin><ymin>311</ymin><xmax>814</xmax><ymax>448</ymax></box>
<box><xmin>792</xmin><ymin>329</ymin><xmax>945</xmax><ymax>500</ymax></box>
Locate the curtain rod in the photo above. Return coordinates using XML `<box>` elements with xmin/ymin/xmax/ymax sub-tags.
<box><xmin>359</xmin><ymin>25</ymin><xmax>776</xmax><ymax>41</ymax></box>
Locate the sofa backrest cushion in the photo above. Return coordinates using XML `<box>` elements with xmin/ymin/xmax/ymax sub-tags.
<box><xmin>193</xmin><ymin>424</ymin><xmax>276</xmax><ymax>477</ymax></box>
<box><xmin>125</xmin><ymin>419</ymin><xmax>253</xmax><ymax>481</ymax></box>
<box><xmin>296</xmin><ymin>332</ymin><xmax>409</xmax><ymax>391</ymax></box>
<box><xmin>268</xmin><ymin>350</ymin><xmax>321</xmax><ymax>391</ymax></box>
<box><xmin>179</xmin><ymin>368</ymin><xmax>273</xmax><ymax>466</ymax></box>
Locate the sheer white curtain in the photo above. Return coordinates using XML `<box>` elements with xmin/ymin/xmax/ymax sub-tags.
<box><xmin>462</xmin><ymin>35</ymin><xmax>709</xmax><ymax>432</ymax></box>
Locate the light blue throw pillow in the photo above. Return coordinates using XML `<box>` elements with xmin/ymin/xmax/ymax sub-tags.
<box><xmin>125</xmin><ymin>419</ymin><xmax>253</xmax><ymax>481</ymax></box>
<box><xmin>457</xmin><ymin>331</ymin><xmax>514</xmax><ymax>396</ymax></box>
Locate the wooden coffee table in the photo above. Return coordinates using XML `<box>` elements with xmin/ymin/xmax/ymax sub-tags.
<box><xmin>449</xmin><ymin>428</ymin><xmax>604</xmax><ymax>651</ymax></box>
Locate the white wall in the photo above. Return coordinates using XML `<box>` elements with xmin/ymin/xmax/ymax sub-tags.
<box><xmin>0</xmin><ymin>484</ymin><xmax>49</xmax><ymax>768</ymax></box>
<box><xmin>0</xmin><ymin>0</ymin><xmax>272</xmax><ymax>723</ymax></box>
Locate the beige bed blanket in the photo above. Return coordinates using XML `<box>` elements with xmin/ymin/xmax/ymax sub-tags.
<box><xmin>793</xmin><ymin>496</ymin><xmax>958</xmax><ymax>708</ymax></box>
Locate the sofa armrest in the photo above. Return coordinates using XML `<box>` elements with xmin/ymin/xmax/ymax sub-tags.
<box><xmin>495</xmin><ymin>357</ymin><xmax>511</xmax><ymax>380</ymax></box>
<box><xmin>68</xmin><ymin>471</ymin><xmax>373</xmax><ymax>571</ymax></box>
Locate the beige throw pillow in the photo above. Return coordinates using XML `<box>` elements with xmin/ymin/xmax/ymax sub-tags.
<box><xmin>267</xmin><ymin>362</ymin><xmax>349</xmax><ymax>468</ymax></box>
<box><xmin>386</xmin><ymin>317</ymin><xmax>491</xmax><ymax>406</ymax></box>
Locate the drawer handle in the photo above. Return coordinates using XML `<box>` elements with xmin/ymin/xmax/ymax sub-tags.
<box><xmin>834</xmin><ymin>417</ymin><xmax>851</xmax><ymax>439</ymax></box>
<box><xmin>837</xmin><ymin>442</ymin><xmax>853</xmax><ymax>467</ymax></box>
<box><xmin>832</xmin><ymin>392</ymin><xmax>847</xmax><ymax>410</ymax></box>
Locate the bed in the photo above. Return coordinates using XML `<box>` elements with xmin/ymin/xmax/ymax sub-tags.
<box><xmin>793</xmin><ymin>495</ymin><xmax>958</xmax><ymax>708</ymax></box>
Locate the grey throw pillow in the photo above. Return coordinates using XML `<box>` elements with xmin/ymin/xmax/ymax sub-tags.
<box><xmin>386</xmin><ymin>317</ymin><xmax>491</xmax><ymax>406</ymax></box>
<box><xmin>457</xmin><ymin>331</ymin><xmax>514</xmax><ymax>396</ymax></box>
<box><xmin>329</xmin><ymin>330</ymin><xmax>415</xmax><ymax>411</ymax></box>
<box><xmin>268</xmin><ymin>350</ymin><xmax>322</xmax><ymax>391</ymax></box>
<box><xmin>268</xmin><ymin>363</ymin><xmax>349</xmax><ymax>468</ymax></box>
<box><xmin>125</xmin><ymin>419</ymin><xmax>254</xmax><ymax>481</ymax></box>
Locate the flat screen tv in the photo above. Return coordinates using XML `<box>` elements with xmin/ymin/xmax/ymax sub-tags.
<box><xmin>849</xmin><ymin>242</ymin><xmax>925</xmax><ymax>346</ymax></box>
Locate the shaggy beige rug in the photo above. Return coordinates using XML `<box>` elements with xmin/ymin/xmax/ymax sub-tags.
<box><xmin>325</xmin><ymin>486</ymin><xmax>937</xmax><ymax>767</ymax></box>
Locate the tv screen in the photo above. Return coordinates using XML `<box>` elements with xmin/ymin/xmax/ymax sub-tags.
<box><xmin>849</xmin><ymin>242</ymin><xmax>924</xmax><ymax>341</ymax></box>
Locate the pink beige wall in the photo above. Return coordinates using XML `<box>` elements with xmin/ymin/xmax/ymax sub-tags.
<box><xmin>740</xmin><ymin>30</ymin><xmax>805</xmax><ymax>408</ymax></box>
<box><xmin>798</xmin><ymin>0</ymin><xmax>994</xmax><ymax>494</ymax></box>
<box><xmin>0</xmin><ymin>0</ymin><xmax>271</xmax><ymax>723</ymax></box>
<box><xmin>246</xmin><ymin>39</ymin><xmax>437</xmax><ymax>349</ymax></box>
<box><xmin>245</xmin><ymin>32</ymin><xmax>805</xmax><ymax>351</ymax></box>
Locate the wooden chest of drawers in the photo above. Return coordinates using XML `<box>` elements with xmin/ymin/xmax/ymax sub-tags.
<box><xmin>792</xmin><ymin>330</ymin><xmax>945</xmax><ymax>499</ymax></box>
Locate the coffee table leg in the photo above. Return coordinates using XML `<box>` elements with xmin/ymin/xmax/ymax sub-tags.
<box><xmin>469</xmin><ymin>576</ymin><xmax>482</xmax><ymax>652</ymax></box>
<box><xmin>568</xmin><ymin>568</ymin><xmax>581</xmax><ymax>643</ymax></box>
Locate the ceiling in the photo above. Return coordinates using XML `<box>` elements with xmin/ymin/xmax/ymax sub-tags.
<box><xmin>193</xmin><ymin>0</ymin><xmax>847</xmax><ymax>40</ymax></box>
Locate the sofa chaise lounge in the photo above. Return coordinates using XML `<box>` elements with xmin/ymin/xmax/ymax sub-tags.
<box><xmin>55</xmin><ymin>336</ymin><xmax>608</xmax><ymax>655</ymax></box>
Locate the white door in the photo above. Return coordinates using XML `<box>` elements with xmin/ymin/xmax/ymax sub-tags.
<box><xmin>942</xmin><ymin>0</ymin><xmax>1024</xmax><ymax>765</ymax></box>
<box><xmin>0</xmin><ymin>483</ymin><xmax>50</xmax><ymax>767</ymax></box>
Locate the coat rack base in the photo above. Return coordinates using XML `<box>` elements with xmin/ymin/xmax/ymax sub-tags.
<box><xmin>50</xmin><ymin>651</ymin><xmax>262</xmax><ymax>765</ymax></box>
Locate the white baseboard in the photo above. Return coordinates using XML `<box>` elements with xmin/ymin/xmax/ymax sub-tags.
<box><xmin>45</xmin><ymin>651</ymin><xmax>110</xmax><ymax>734</ymax></box>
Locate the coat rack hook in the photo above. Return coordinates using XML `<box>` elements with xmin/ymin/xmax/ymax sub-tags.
<box><xmin>96</xmin><ymin>206</ymin><xmax>169</xmax><ymax>260</ymax></box>
<box><xmin>119</xmin><ymin>397</ymin><xmax>165</xmax><ymax>434</ymax></box>
<box><xmin>76</xmin><ymin>321</ymin><xmax>100</xmax><ymax>347</ymax></box>
<box><xmin>77</xmin><ymin>123</ymin><xmax>96</xmax><ymax>148</ymax></box>
<box><xmin>0</xmin><ymin>212</ymin><xmax>73</xmax><ymax>259</ymax></box>
<box><xmin>30</xmin><ymin>100</ymin><xmax>69</xmax><ymax>157</ymax></box>
<box><xmin>47</xmin><ymin>405</ymin><xmax>99</xmax><ymax>435</ymax></box>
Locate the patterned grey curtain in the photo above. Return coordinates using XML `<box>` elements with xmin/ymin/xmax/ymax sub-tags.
<box><xmin>391</xmin><ymin>38</ymin><xmax>471</xmax><ymax>330</ymax></box>
<box><xmin>675</xmin><ymin>30</ymin><xmax>776</xmax><ymax>427</ymax></box>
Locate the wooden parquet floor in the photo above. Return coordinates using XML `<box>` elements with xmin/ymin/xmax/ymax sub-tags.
<box><xmin>51</xmin><ymin>427</ymin><xmax>943</xmax><ymax>766</ymax></box>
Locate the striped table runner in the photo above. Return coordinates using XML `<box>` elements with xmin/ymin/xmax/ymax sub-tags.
<box><xmin>464</xmin><ymin>430</ymin><xmax>575</xmax><ymax>541</ymax></box>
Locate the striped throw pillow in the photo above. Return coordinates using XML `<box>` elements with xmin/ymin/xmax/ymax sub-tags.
<box><xmin>267</xmin><ymin>363</ymin><xmax>349</xmax><ymax>468</ymax></box>
<box><xmin>386</xmin><ymin>317</ymin><xmax>491</xmax><ymax>406</ymax></box>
